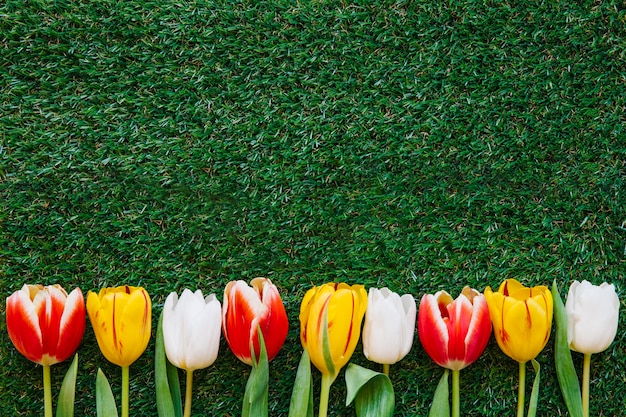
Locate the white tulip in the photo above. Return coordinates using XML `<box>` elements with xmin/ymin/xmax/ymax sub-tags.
<box><xmin>163</xmin><ymin>289</ymin><xmax>222</xmax><ymax>371</ymax></box>
<box><xmin>566</xmin><ymin>280</ymin><xmax>619</xmax><ymax>354</ymax></box>
<box><xmin>362</xmin><ymin>287</ymin><xmax>416</xmax><ymax>365</ymax></box>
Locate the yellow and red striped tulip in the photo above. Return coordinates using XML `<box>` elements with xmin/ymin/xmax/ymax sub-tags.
<box><xmin>87</xmin><ymin>285</ymin><xmax>152</xmax><ymax>367</ymax></box>
<box><xmin>418</xmin><ymin>286</ymin><xmax>491</xmax><ymax>371</ymax></box>
<box><xmin>484</xmin><ymin>279</ymin><xmax>553</xmax><ymax>363</ymax></box>
<box><xmin>222</xmin><ymin>277</ymin><xmax>288</xmax><ymax>365</ymax></box>
<box><xmin>299</xmin><ymin>282</ymin><xmax>368</xmax><ymax>381</ymax></box>
<box><xmin>6</xmin><ymin>284</ymin><xmax>85</xmax><ymax>366</ymax></box>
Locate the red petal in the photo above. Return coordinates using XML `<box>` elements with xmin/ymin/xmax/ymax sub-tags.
<box><xmin>256</xmin><ymin>282</ymin><xmax>288</xmax><ymax>362</ymax></box>
<box><xmin>418</xmin><ymin>294</ymin><xmax>449</xmax><ymax>367</ymax></box>
<box><xmin>6</xmin><ymin>288</ymin><xmax>44</xmax><ymax>364</ymax></box>
<box><xmin>446</xmin><ymin>295</ymin><xmax>473</xmax><ymax>364</ymax></box>
<box><xmin>36</xmin><ymin>287</ymin><xmax>65</xmax><ymax>364</ymax></box>
<box><xmin>463</xmin><ymin>296</ymin><xmax>492</xmax><ymax>365</ymax></box>
<box><xmin>55</xmin><ymin>288</ymin><xmax>86</xmax><ymax>363</ymax></box>
<box><xmin>222</xmin><ymin>281</ymin><xmax>261</xmax><ymax>364</ymax></box>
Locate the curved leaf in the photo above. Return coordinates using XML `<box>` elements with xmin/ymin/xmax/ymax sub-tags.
<box><xmin>96</xmin><ymin>369</ymin><xmax>118</xmax><ymax>417</ymax></box>
<box><xmin>552</xmin><ymin>280</ymin><xmax>584</xmax><ymax>417</ymax></box>
<box><xmin>428</xmin><ymin>369</ymin><xmax>450</xmax><ymax>417</ymax></box>
<box><xmin>288</xmin><ymin>350</ymin><xmax>314</xmax><ymax>417</ymax></box>
<box><xmin>155</xmin><ymin>310</ymin><xmax>183</xmax><ymax>417</ymax></box>
<box><xmin>56</xmin><ymin>353</ymin><xmax>78</xmax><ymax>417</ymax></box>
<box><xmin>527</xmin><ymin>359</ymin><xmax>541</xmax><ymax>417</ymax></box>
<box><xmin>345</xmin><ymin>363</ymin><xmax>394</xmax><ymax>417</ymax></box>
<box><xmin>242</xmin><ymin>328</ymin><xmax>269</xmax><ymax>417</ymax></box>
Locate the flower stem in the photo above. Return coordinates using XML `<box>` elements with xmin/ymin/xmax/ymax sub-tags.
<box><xmin>318</xmin><ymin>374</ymin><xmax>334</xmax><ymax>417</ymax></box>
<box><xmin>122</xmin><ymin>366</ymin><xmax>130</xmax><ymax>417</ymax></box>
<box><xmin>43</xmin><ymin>364</ymin><xmax>53</xmax><ymax>417</ymax></box>
<box><xmin>184</xmin><ymin>370</ymin><xmax>194</xmax><ymax>417</ymax></box>
<box><xmin>582</xmin><ymin>353</ymin><xmax>591</xmax><ymax>417</ymax></box>
<box><xmin>383</xmin><ymin>363</ymin><xmax>390</xmax><ymax>377</ymax></box>
<box><xmin>452</xmin><ymin>369</ymin><xmax>460</xmax><ymax>417</ymax></box>
<box><xmin>517</xmin><ymin>361</ymin><xmax>526</xmax><ymax>417</ymax></box>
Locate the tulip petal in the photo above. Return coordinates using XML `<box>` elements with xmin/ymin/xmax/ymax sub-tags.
<box><xmin>463</xmin><ymin>294</ymin><xmax>491</xmax><ymax>366</ymax></box>
<box><xmin>6</xmin><ymin>286</ymin><xmax>44</xmax><ymax>364</ymax></box>
<box><xmin>418</xmin><ymin>294</ymin><xmax>450</xmax><ymax>368</ymax></box>
<box><xmin>253</xmin><ymin>278</ymin><xmax>289</xmax><ymax>363</ymax></box>
<box><xmin>184</xmin><ymin>293</ymin><xmax>222</xmax><ymax>370</ymax></box>
<box><xmin>117</xmin><ymin>288</ymin><xmax>152</xmax><ymax>366</ymax></box>
<box><xmin>223</xmin><ymin>281</ymin><xmax>265</xmax><ymax>365</ymax></box>
<box><xmin>36</xmin><ymin>286</ymin><xmax>65</xmax><ymax>364</ymax></box>
<box><xmin>56</xmin><ymin>288</ymin><xmax>86</xmax><ymax>365</ymax></box>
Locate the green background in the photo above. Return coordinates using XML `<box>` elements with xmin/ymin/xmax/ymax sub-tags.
<box><xmin>1</xmin><ymin>0</ymin><xmax>625</xmax><ymax>415</ymax></box>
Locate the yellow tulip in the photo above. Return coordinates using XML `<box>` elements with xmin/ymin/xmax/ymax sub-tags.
<box><xmin>87</xmin><ymin>286</ymin><xmax>152</xmax><ymax>367</ymax></box>
<box><xmin>300</xmin><ymin>282</ymin><xmax>367</xmax><ymax>417</ymax></box>
<box><xmin>299</xmin><ymin>282</ymin><xmax>367</xmax><ymax>380</ymax></box>
<box><xmin>484</xmin><ymin>279</ymin><xmax>553</xmax><ymax>363</ymax></box>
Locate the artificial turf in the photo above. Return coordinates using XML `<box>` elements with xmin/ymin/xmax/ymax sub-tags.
<box><xmin>1</xmin><ymin>0</ymin><xmax>625</xmax><ymax>415</ymax></box>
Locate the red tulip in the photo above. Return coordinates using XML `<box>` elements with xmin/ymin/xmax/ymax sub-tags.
<box><xmin>418</xmin><ymin>286</ymin><xmax>491</xmax><ymax>371</ymax></box>
<box><xmin>6</xmin><ymin>284</ymin><xmax>86</xmax><ymax>366</ymax></box>
<box><xmin>222</xmin><ymin>277</ymin><xmax>288</xmax><ymax>365</ymax></box>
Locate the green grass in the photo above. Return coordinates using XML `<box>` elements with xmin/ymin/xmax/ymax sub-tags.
<box><xmin>1</xmin><ymin>0</ymin><xmax>625</xmax><ymax>415</ymax></box>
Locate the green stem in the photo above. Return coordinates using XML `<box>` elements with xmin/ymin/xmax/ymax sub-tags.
<box><xmin>318</xmin><ymin>373</ymin><xmax>334</xmax><ymax>417</ymax></box>
<box><xmin>184</xmin><ymin>370</ymin><xmax>194</xmax><ymax>417</ymax></box>
<box><xmin>122</xmin><ymin>366</ymin><xmax>130</xmax><ymax>417</ymax></box>
<box><xmin>517</xmin><ymin>361</ymin><xmax>526</xmax><ymax>417</ymax></box>
<box><xmin>383</xmin><ymin>363</ymin><xmax>390</xmax><ymax>377</ymax></box>
<box><xmin>582</xmin><ymin>354</ymin><xmax>591</xmax><ymax>417</ymax></box>
<box><xmin>452</xmin><ymin>369</ymin><xmax>460</xmax><ymax>417</ymax></box>
<box><xmin>43</xmin><ymin>364</ymin><xmax>53</xmax><ymax>417</ymax></box>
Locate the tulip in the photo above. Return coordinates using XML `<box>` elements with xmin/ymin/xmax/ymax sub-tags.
<box><xmin>6</xmin><ymin>284</ymin><xmax>85</xmax><ymax>417</ymax></box>
<box><xmin>163</xmin><ymin>289</ymin><xmax>222</xmax><ymax>417</ymax></box>
<box><xmin>565</xmin><ymin>280</ymin><xmax>620</xmax><ymax>417</ymax></box>
<box><xmin>362</xmin><ymin>287</ymin><xmax>416</xmax><ymax>375</ymax></box>
<box><xmin>418</xmin><ymin>286</ymin><xmax>491</xmax><ymax>417</ymax></box>
<box><xmin>300</xmin><ymin>283</ymin><xmax>367</xmax><ymax>417</ymax></box>
<box><xmin>484</xmin><ymin>279</ymin><xmax>553</xmax><ymax>417</ymax></box>
<box><xmin>87</xmin><ymin>286</ymin><xmax>152</xmax><ymax>417</ymax></box>
<box><xmin>222</xmin><ymin>277</ymin><xmax>289</xmax><ymax>365</ymax></box>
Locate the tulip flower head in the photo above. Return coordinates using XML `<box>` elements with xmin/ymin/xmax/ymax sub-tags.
<box><xmin>222</xmin><ymin>277</ymin><xmax>289</xmax><ymax>365</ymax></box>
<box><xmin>484</xmin><ymin>279</ymin><xmax>553</xmax><ymax>363</ymax></box>
<box><xmin>163</xmin><ymin>289</ymin><xmax>222</xmax><ymax>371</ymax></box>
<box><xmin>87</xmin><ymin>286</ymin><xmax>152</xmax><ymax>367</ymax></box>
<box><xmin>418</xmin><ymin>286</ymin><xmax>491</xmax><ymax>371</ymax></box>
<box><xmin>362</xmin><ymin>287</ymin><xmax>416</xmax><ymax>367</ymax></box>
<box><xmin>566</xmin><ymin>280</ymin><xmax>620</xmax><ymax>355</ymax></box>
<box><xmin>6</xmin><ymin>284</ymin><xmax>85</xmax><ymax>366</ymax></box>
<box><xmin>299</xmin><ymin>282</ymin><xmax>368</xmax><ymax>381</ymax></box>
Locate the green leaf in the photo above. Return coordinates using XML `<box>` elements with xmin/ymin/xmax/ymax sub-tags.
<box><xmin>552</xmin><ymin>280</ymin><xmax>584</xmax><ymax>417</ymax></box>
<box><xmin>288</xmin><ymin>350</ymin><xmax>314</xmax><ymax>417</ymax></box>
<box><xmin>527</xmin><ymin>360</ymin><xmax>541</xmax><ymax>417</ymax></box>
<box><xmin>321</xmin><ymin>307</ymin><xmax>336</xmax><ymax>380</ymax></box>
<box><xmin>155</xmin><ymin>310</ymin><xmax>183</xmax><ymax>417</ymax></box>
<box><xmin>242</xmin><ymin>328</ymin><xmax>269</xmax><ymax>417</ymax></box>
<box><xmin>96</xmin><ymin>369</ymin><xmax>118</xmax><ymax>417</ymax></box>
<box><xmin>428</xmin><ymin>370</ymin><xmax>450</xmax><ymax>417</ymax></box>
<box><xmin>345</xmin><ymin>363</ymin><xmax>394</xmax><ymax>417</ymax></box>
<box><xmin>56</xmin><ymin>353</ymin><xmax>78</xmax><ymax>417</ymax></box>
